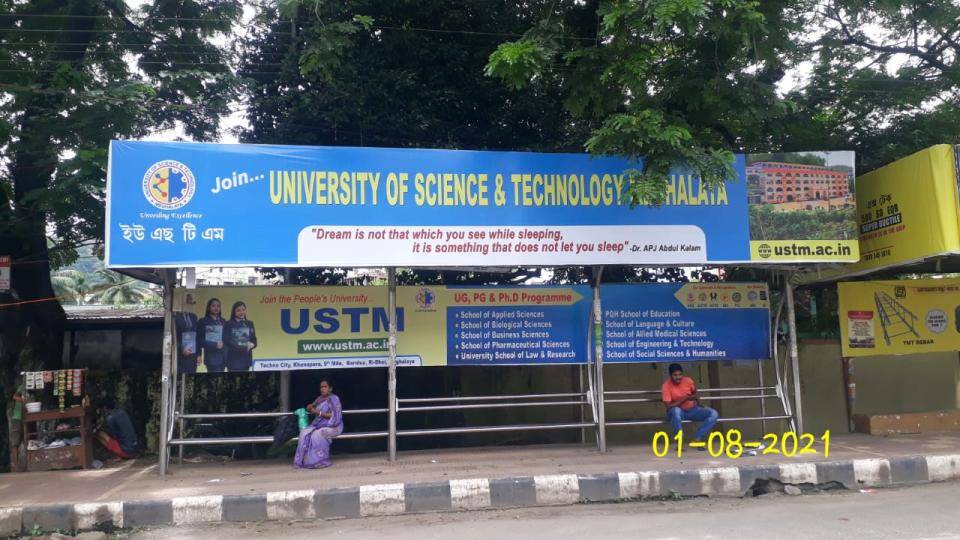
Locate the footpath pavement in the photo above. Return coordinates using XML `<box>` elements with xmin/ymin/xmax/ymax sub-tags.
<box><xmin>0</xmin><ymin>433</ymin><xmax>958</xmax><ymax>535</ymax></box>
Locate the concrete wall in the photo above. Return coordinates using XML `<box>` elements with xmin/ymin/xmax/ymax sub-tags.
<box><xmin>713</xmin><ymin>358</ymin><xmax>792</xmax><ymax>440</ymax></box>
<box><xmin>791</xmin><ymin>340</ymin><xmax>960</xmax><ymax>435</ymax></box>
<box><xmin>603</xmin><ymin>362</ymin><xmax>681</xmax><ymax>444</ymax></box>
<box><xmin>793</xmin><ymin>340</ymin><xmax>848</xmax><ymax>436</ymax></box>
<box><xmin>850</xmin><ymin>350</ymin><xmax>960</xmax><ymax>415</ymax></box>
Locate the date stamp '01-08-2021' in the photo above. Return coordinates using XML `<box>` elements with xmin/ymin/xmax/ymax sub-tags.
<box><xmin>652</xmin><ymin>429</ymin><xmax>831</xmax><ymax>459</ymax></box>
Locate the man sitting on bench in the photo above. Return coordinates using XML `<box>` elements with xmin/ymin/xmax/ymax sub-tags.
<box><xmin>662</xmin><ymin>363</ymin><xmax>718</xmax><ymax>449</ymax></box>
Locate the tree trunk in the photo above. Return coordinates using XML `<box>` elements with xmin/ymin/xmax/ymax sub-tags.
<box><xmin>0</xmin><ymin>0</ymin><xmax>100</xmax><ymax>471</ymax></box>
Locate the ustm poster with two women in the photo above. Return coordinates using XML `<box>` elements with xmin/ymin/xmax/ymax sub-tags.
<box><xmin>173</xmin><ymin>285</ymin><xmax>593</xmax><ymax>372</ymax></box>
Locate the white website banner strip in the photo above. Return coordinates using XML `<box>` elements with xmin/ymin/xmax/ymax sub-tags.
<box><xmin>297</xmin><ymin>225</ymin><xmax>707</xmax><ymax>266</ymax></box>
<box><xmin>253</xmin><ymin>355</ymin><xmax>422</xmax><ymax>371</ymax></box>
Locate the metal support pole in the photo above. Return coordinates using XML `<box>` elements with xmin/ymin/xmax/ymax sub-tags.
<box><xmin>785</xmin><ymin>279</ymin><xmax>804</xmax><ymax>434</ymax></box>
<box><xmin>387</xmin><ymin>267</ymin><xmax>398</xmax><ymax>461</ymax></box>
<box><xmin>280</xmin><ymin>269</ymin><xmax>293</xmax><ymax>412</ymax></box>
<box><xmin>159</xmin><ymin>271</ymin><xmax>175</xmax><ymax>476</ymax></box>
<box><xmin>584</xmin><ymin>330</ymin><xmax>598</xmax><ymax>448</ymax></box>
<box><xmin>578</xmin><ymin>365</ymin><xmax>586</xmax><ymax>444</ymax></box>
<box><xmin>280</xmin><ymin>373</ymin><xmax>291</xmax><ymax>412</ymax></box>
<box><xmin>592</xmin><ymin>266</ymin><xmax>606</xmax><ymax>453</ymax></box>
<box><xmin>177</xmin><ymin>374</ymin><xmax>186</xmax><ymax>464</ymax></box>
<box><xmin>771</xmin><ymin>296</ymin><xmax>795</xmax><ymax>432</ymax></box>
<box><xmin>841</xmin><ymin>357</ymin><xmax>856</xmax><ymax>433</ymax></box>
<box><xmin>583</xmin><ymin>283</ymin><xmax>598</xmax><ymax>448</ymax></box>
<box><xmin>757</xmin><ymin>359</ymin><xmax>767</xmax><ymax>434</ymax></box>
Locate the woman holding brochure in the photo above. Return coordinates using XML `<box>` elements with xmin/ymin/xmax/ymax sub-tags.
<box><xmin>224</xmin><ymin>301</ymin><xmax>258</xmax><ymax>371</ymax></box>
<box><xmin>198</xmin><ymin>298</ymin><xmax>226</xmax><ymax>372</ymax></box>
<box><xmin>174</xmin><ymin>311</ymin><xmax>199</xmax><ymax>374</ymax></box>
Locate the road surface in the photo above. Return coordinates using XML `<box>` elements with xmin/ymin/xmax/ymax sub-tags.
<box><xmin>132</xmin><ymin>482</ymin><xmax>960</xmax><ymax>539</ymax></box>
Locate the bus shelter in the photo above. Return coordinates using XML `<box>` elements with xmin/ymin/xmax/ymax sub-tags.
<box><xmin>104</xmin><ymin>141</ymin><xmax>860</xmax><ymax>474</ymax></box>
<box><xmin>796</xmin><ymin>144</ymin><xmax>960</xmax><ymax>429</ymax></box>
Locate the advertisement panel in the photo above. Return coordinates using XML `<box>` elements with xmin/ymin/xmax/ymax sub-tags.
<box><xmin>746</xmin><ymin>152</ymin><xmax>859</xmax><ymax>262</ymax></box>
<box><xmin>600</xmin><ymin>283</ymin><xmax>771</xmax><ymax>362</ymax></box>
<box><xmin>839</xmin><ymin>278</ymin><xmax>960</xmax><ymax>357</ymax></box>
<box><xmin>850</xmin><ymin>145</ymin><xmax>960</xmax><ymax>272</ymax></box>
<box><xmin>173</xmin><ymin>285</ymin><xmax>591</xmax><ymax>371</ymax></box>
<box><xmin>106</xmin><ymin>141</ymin><xmax>858</xmax><ymax>267</ymax></box>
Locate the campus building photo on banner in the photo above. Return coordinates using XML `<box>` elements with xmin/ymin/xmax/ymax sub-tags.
<box><xmin>839</xmin><ymin>278</ymin><xmax>960</xmax><ymax>357</ymax></box>
<box><xmin>106</xmin><ymin>141</ymin><xmax>858</xmax><ymax>269</ymax></box>
<box><xmin>745</xmin><ymin>151</ymin><xmax>857</xmax><ymax>262</ymax></box>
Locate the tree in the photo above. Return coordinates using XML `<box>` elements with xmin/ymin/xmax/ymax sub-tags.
<box><xmin>0</xmin><ymin>0</ymin><xmax>239</xmax><ymax>413</ymax></box>
<box><xmin>749</xmin><ymin>205</ymin><xmax>856</xmax><ymax>241</ymax></box>
<box><xmin>485</xmin><ymin>0</ymin><xmax>806</xmax><ymax>204</ymax></box>
<box><xmin>242</xmin><ymin>0</ymin><xmax>589</xmax><ymax>286</ymax></box>
<box><xmin>748</xmin><ymin>153</ymin><xmax>828</xmax><ymax>166</ymax></box>
<box><xmin>550</xmin><ymin>266</ymin><xmax>720</xmax><ymax>285</ymax></box>
<box><xmin>241</xmin><ymin>0</ymin><xmax>590</xmax><ymax>150</ymax></box>
<box><xmin>772</xmin><ymin>1</ymin><xmax>960</xmax><ymax>173</ymax></box>
<box><xmin>51</xmin><ymin>269</ymin><xmax>93</xmax><ymax>305</ymax></box>
<box><xmin>91</xmin><ymin>270</ymin><xmax>158</xmax><ymax>306</ymax></box>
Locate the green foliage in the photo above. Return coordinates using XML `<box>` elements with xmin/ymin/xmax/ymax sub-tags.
<box><xmin>299</xmin><ymin>17</ymin><xmax>373</xmax><ymax>81</ymax></box>
<box><xmin>243</xmin><ymin>1</ymin><xmax>586</xmax><ymax>285</ymax></box>
<box><xmin>51</xmin><ymin>269</ymin><xmax>93</xmax><ymax>305</ymax></box>
<box><xmin>0</xmin><ymin>0</ymin><xmax>241</xmax><ymax>253</ymax></box>
<box><xmin>485</xmin><ymin>35</ymin><xmax>557</xmax><ymax>91</ymax></box>
<box><xmin>241</xmin><ymin>0</ymin><xmax>583</xmax><ymax>152</ymax></box>
<box><xmin>90</xmin><ymin>269</ymin><xmax>159</xmax><ymax>306</ymax></box>
<box><xmin>0</xmin><ymin>1</ymin><xmax>242</xmax><ymax>381</ymax></box>
<box><xmin>85</xmin><ymin>370</ymin><xmax>162</xmax><ymax>453</ymax></box>
<box><xmin>748</xmin><ymin>153</ymin><xmax>827</xmax><ymax>166</ymax></box>
<box><xmin>486</xmin><ymin>0</ymin><xmax>960</xmax><ymax>186</ymax></box>
<box><xmin>486</xmin><ymin>0</ymin><xmax>801</xmax><ymax>203</ymax></box>
<box><xmin>550</xmin><ymin>266</ymin><xmax>720</xmax><ymax>284</ymax></box>
<box><xmin>775</xmin><ymin>0</ymin><xmax>960</xmax><ymax>173</ymax></box>
<box><xmin>749</xmin><ymin>205</ymin><xmax>857</xmax><ymax>241</ymax></box>
<box><xmin>259</xmin><ymin>267</ymin><xmax>352</xmax><ymax>285</ymax></box>
<box><xmin>49</xmin><ymin>245</ymin><xmax>163</xmax><ymax>306</ymax></box>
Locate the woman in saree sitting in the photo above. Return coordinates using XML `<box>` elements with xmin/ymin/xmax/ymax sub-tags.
<box><xmin>294</xmin><ymin>379</ymin><xmax>343</xmax><ymax>469</ymax></box>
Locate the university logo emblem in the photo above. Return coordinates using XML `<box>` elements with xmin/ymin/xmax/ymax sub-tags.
<box><xmin>143</xmin><ymin>160</ymin><xmax>196</xmax><ymax>210</ymax></box>
<box><xmin>416</xmin><ymin>287</ymin><xmax>436</xmax><ymax>310</ymax></box>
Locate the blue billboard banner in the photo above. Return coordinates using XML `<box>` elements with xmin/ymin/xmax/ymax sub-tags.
<box><xmin>600</xmin><ymin>283</ymin><xmax>771</xmax><ymax>362</ymax></box>
<box><xmin>445</xmin><ymin>285</ymin><xmax>592</xmax><ymax>365</ymax></box>
<box><xmin>105</xmin><ymin>141</ymin><xmax>857</xmax><ymax>267</ymax></box>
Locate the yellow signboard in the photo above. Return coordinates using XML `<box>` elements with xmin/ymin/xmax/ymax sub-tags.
<box><xmin>853</xmin><ymin>145</ymin><xmax>960</xmax><ymax>272</ymax></box>
<box><xmin>838</xmin><ymin>278</ymin><xmax>960</xmax><ymax>357</ymax></box>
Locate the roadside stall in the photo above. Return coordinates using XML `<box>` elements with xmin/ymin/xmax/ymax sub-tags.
<box><xmin>103</xmin><ymin>141</ymin><xmax>859</xmax><ymax>473</ymax></box>
<box><xmin>15</xmin><ymin>369</ymin><xmax>93</xmax><ymax>472</ymax></box>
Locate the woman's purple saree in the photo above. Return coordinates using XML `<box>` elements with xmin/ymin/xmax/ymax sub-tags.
<box><xmin>293</xmin><ymin>394</ymin><xmax>343</xmax><ymax>469</ymax></box>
